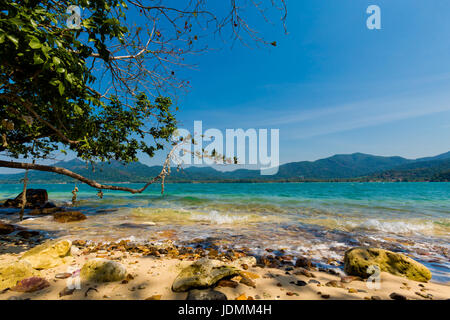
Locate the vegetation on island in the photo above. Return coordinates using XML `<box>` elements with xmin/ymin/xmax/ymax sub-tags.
<box><xmin>0</xmin><ymin>152</ymin><xmax>448</xmax><ymax>184</ymax></box>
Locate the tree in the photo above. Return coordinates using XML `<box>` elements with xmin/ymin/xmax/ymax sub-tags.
<box><xmin>0</xmin><ymin>0</ymin><xmax>287</xmax><ymax>195</ymax></box>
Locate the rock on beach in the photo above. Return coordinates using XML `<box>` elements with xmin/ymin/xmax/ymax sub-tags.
<box><xmin>80</xmin><ymin>258</ymin><xmax>127</xmax><ymax>283</ymax></box>
<box><xmin>344</xmin><ymin>247</ymin><xmax>432</xmax><ymax>282</ymax></box>
<box><xmin>172</xmin><ymin>258</ymin><xmax>239</xmax><ymax>292</ymax></box>
<box><xmin>20</xmin><ymin>239</ymin><xmax>73</xmax><ymax>270</ymax></box>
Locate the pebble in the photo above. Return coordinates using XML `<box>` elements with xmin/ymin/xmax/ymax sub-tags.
<box><xmin>294</xmin><ymin>267</ymin><xmax>315</xmax><ymax>278</ymax></box>
<box><xmin>145</xmin><ymin>295</ymin><xmax>162</xmax><ymax>300</ymax></box>
<box><xmin>294</xmin><ymin>280</ymin><xmax>307</xmax><ymax>287</ymax></box>
<box><xmin>357</xmin><ymin>289</ymin><xmax>367</xmax><ymax>293</ymax></box>
<box><xmin>321</xmin><ymin>294</ymin><xmax>330</xmax><ymax>299</ymax></box>
<box><xmin>415</xmin><ymin>292</ymin><xmax>433</xmax><ymax>299</ymax></box>
<box><xmin>217</xmin><ymin>279</ymin><xmax>239</xmax><ymax>288</ymax></box>
<box><xmin>325</xmin><ymin>280</ymin><xmax>345</xmax><ymax>288</ymax></box>
<box><xmin>340</xmin><ymin>276</ymin><xmax>359</xmax><ymax>283</ymax></box>
<box><xmin>389</xmin><ymin>292</ymin><xmax>407</xmax><ymax>300</ymax></box>
<box><xmin>55</xmin><ymin>273</ymin><xmax>72</xmax><ymax>279</ymax></box>
<box><xmin>240</xmin><ymin>276</ymin><xmax>256</xmax><ymax>288</ymax></box>
<box><xmin>308</xmin><ymin>279</ymin><xmax>320</xmax><ymax>284</ymax></box>
<box><xmin>235</xmin><ymin>293</ymin><xmax>247</xmax><ymax>300</ymax></box>
<box><xmin>59</xmin><ymin>287</ymin><xmax>75</xmax><ymax>297</ymax></box>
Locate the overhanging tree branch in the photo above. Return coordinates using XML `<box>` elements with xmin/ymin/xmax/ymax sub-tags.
<box><xmin>0</xmin><ymin>157</ymin><xmax>168</xmax><ymax>194</ymax></box>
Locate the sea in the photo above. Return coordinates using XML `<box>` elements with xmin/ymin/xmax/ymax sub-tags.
<box><xmin>1</xmin><ymin>182</ymin><xmax>449</xmax><ymax>283</ymax></box>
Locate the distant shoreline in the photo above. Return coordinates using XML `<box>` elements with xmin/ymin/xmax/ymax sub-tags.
<box><xmin>0</xmin><ymin>180</ymin><xmax>448</xmax><ymax>185</ymax></box>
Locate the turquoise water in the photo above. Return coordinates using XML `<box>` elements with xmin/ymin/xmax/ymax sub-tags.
<box><xmin>1</xmin><ymin>182</ymin><xmax>449</xmax><ymax>282</ymax></box>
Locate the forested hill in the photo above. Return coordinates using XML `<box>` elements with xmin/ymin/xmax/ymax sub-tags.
<box><xmin>0</xmin><ymin>151</ymin><xmax>449</xmax><ymax>183</ymax></box>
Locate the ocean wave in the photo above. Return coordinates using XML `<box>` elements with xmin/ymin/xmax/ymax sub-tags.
<box><xmin>129</xmin><ymin>207</ymin><xmax>278</xmax><ymax>225</ymax></box>
<box><xmin>190</xmin><ymin>210</ymin><xmax>249</xmax><ymax>224</ymax></box>
<box><xmin>354</xmin><ymin>219</ymin><xmax>433</xmax><ymax>234</ymax></box>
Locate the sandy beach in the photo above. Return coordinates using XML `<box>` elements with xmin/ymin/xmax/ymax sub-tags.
<box><xmin>0</xmin><ymin>238</ymin><xmax>449</xmax><ymax>301</ymax></box>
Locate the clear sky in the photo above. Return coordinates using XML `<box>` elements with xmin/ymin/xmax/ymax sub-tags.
<box><xmin>165</xmin><ymin>0</ymin><xmax>450</xmax><ymax>165</ymax></box>
<box><xmin>2</xmin><ymin>1</ymin><xmax>450</xmax><ymax>174</ymax></box>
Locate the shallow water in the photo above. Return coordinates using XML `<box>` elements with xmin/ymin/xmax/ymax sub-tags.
<box><xmin>1</xmin><ymin>182</ymin><xmax>449</xmax><ymax>283</ymax></box>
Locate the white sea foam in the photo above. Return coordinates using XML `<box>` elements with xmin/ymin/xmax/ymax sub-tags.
<box><xmin>355</xmin><ymin>219</ymin><xmax>433</xmax><ymax>234</ymax></box>
<box><xmin>191</xmin><ymin>210</ymin><xmax>248</xmax><ymax>224</ymax></box>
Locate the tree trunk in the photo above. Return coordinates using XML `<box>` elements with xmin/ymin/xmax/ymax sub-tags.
<box><xmin>19</xmin><ymin>169</ymin><xmax>29</xmax><ymax>221</ymax></box>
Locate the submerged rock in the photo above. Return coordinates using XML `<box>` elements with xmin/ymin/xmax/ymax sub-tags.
<box><xmin>187</xmin><ymin>289</ymin><xmax>227</xmax><ymax>300</ymax></box>
<box><xmin>53</xmin><ymin>211</ymin><xmax>86</xmax><ymax>223</ymax></box>
<box><xmin>172</xmin><ymin>258</ymin><xmax>239</xmax><ymax>292</ymax></box>
<box><xmin>30</xmin><ymin>206</ymin><xmax>62</xmax><ymax>216</ymax></box>
<box><xmin>344</xmin><ymin>247</ymin><xmax>432</xmax><ymax>282</ymax></box>
<box><xmin>0</xmin><ymin>261</ymin><xmax>39</xmax><ymax>291</ymax></box>
<box><xmin>2</xmin><ymin>189</ymin><xmax>48</xmax><ymax>208</ymax></box>
<box><xmin>11</xmin><ymin>276</ymin><xmax>50</xmax><ymax>293</ymax></box>
<box><xmin>0</xmin><ymin>222</ymin><xmax>15</xmax><ymax>235</ymax></box>
<box><xmin>20</xmin><ymin>239</ymin><xmax>72</xmax><ymax>269</ymax></box>
<box><xmin>17</xmin><ymin>230</ymin><xmax>40</xmax><ymax>239</ymax></box>
<box><xmin>80</xmin><ymin>258</ymin><xmax>127</xmax><ymax>282</ymax></box>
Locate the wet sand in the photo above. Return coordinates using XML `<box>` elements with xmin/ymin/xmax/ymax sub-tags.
<box><xmin>0</xmin><ymin>240</ymin><xmax>449</xmax><ymax>300</ymax></box>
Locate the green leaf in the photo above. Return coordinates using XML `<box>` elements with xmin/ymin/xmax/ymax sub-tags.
<box><xmin>0</xmin><ymin>34</ymin><xmax>4</xmax><ymax>44</ymax></box>
<box><xmin>6</xmin><ymin>35</ymin><xmax>19</xmax><ymax>47</ymax></box>
<box><xmin>58</xmin><ymin>82</ymin><xmax>65</xmax><ymax>95</ymax></box>
<box><xmin>33</xmin><ymin>53</ymin><xmax>44</xmax><ymax>64</ymax></box>
<box><xmin>52</xmin><ymin>56</ymin><xmax>61</xmax><ymax>65</ymax></box>
<box><xmin>65</xmin><ymin>73</ymin><xmax>74</xmax><ymax>84</ymax></box>
<box><xmin>29</xmin><ymin>38</ymin><xmax>42</xmax><ymax>49</ymax></box>
<box><xmin>74</xmin><ymin>105</ymin><xmax>83</xmax><ymax>115</ymax></box>
<box><xmin>57</xmin><ymin>67</ymin><xmax>66</xmax><ymax>73</ymax></box>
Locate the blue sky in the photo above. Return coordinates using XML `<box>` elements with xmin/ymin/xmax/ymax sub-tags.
<box><xmin>2</xmin><ymin>1</ymin><xmax>450</xmax><ymax>173</ymax></box>
<box><xmin>167</xmin><ymin>0</ymin><xmax>450</xmax><ymax>165</ymax></box>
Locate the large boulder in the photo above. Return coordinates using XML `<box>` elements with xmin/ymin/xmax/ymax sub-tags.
<box><xmin>172</xmin><ymin>258</ymin><xmax>239</xmax><ymax>292</ymax></box>
<box><xmin>20</xmin><ymin>239</ymin><xmax>72</xmax><ymax>270</ymax></box>
<box><xmin>0</xmin><ymin>261</ymin><xmax>39</xmax><ymax>291</ymax></box>
<box><xmin>80</xmin><ymin>258</ymin><xmax>127</xmax><ymax>282</ymax></box>
<box><xmin>53</xmin><ymin>211</ymin><xmax>86</xmax><ymax>223</ymax></box>
<box><xmin>344</xmin><ymin>247</ymin><xmax>432</xmax><ymax>282</ymax></box>
<box><xmin>2</xmin><ymin>189</ymin><xmax>48</xmax><ymax>208</ymax></box>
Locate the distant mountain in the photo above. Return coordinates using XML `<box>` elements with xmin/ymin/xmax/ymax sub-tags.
<box><xmin>367</xmin><ymin>158</ymin><xmax>450</xmax><ymax>182</ymax></box>
<box><xmin>416</xmin><ymin>151</ymin><xmax>450</xmax><ymax>162</ymax></box>
<box><xmin>0</xmin><ymin>151</ymin><xmax>448</xmax><ymax>183</ymax></box>
<box><xmin>272</xmin><ymin>153</ymin><xmax>412</xmax><ymax>179</ymax></box>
